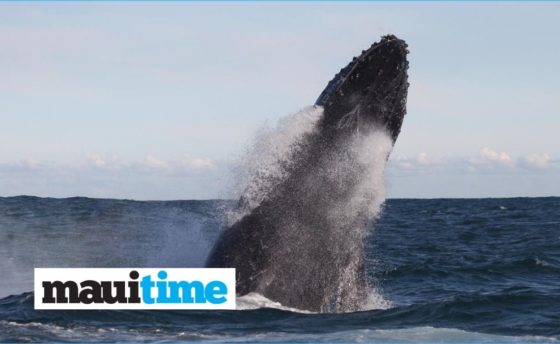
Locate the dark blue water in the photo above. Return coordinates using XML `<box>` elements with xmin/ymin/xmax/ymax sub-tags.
<box><xmin>0</xmin><ymin>196</ymin><xmax>559</xmax><ymax>342</ymax></box>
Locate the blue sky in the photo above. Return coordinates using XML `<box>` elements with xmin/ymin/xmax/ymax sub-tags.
<box><xmin>0</xmin><ymin>2</ymin><xmax>559</xmax><ymax>199</ymax></box>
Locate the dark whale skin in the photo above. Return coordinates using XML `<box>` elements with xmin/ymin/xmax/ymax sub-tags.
<box><xmin>206</xmin><ymin>35</ymin><xmax>409</xmax><ymax>312</ymax></box>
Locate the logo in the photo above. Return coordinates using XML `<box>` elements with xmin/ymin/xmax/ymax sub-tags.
<box><xmin>34</xmin><ymin>268</ymin><xmax>235</xmax><ymax>310</ymax></box>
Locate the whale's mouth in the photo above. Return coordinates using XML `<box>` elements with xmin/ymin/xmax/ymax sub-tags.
<box><xmin>316</xmin><ymin>35</ymin><xmax>409</xmax><ymax>141</ymax></box>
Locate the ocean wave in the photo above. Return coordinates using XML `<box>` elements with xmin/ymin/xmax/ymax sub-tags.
<box><xmin>2</xmin><ymin>291</ymin><xmax>559</xmax><ymax>342</ymax></box>
<box><xmin>1</xmin><ymin>196</ymin><xmax>560</xmax><ymax>341</ymax></box>
<box><xmin>2</xmin><ymin>318</ymin><xmax>558</xmax><ymax>343</ymax></box>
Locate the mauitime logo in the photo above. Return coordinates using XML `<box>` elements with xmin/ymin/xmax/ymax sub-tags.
<box><xmin>34</xmin><ymin>268</ymin><xmax>235</xmax><ymax>310</ymax></box>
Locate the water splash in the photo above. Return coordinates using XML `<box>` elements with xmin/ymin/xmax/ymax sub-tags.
<box><xmin>228</xmin><ymin>106</ymin><xmax>322</xmax><ymax>224</ymax></box>
<box><xmin>236</xmin><ymin>292</ymin><xmax>314</xmax><ymax>313</ymax></box>
<box><xmin>224</xmin><ymin>105</ymin><xmax>395</xmax><ymax>312</ymax></box>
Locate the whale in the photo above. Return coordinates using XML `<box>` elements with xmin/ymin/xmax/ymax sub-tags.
<box><xmin>206</xmin><ymin>35</ymin><xmax>409</xmax><ymax>312</ymax></box>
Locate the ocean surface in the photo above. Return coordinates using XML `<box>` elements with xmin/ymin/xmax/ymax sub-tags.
<box><xmin>0</xmin><ymin>196</ymin><xmax>559</xmax><ymax>342</ymax></box>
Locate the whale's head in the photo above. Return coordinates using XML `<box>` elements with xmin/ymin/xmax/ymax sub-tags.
<box><xmin>316</xmin><ymin>35</ymin><xmax>409</xmax><ymax>142</ymax></box>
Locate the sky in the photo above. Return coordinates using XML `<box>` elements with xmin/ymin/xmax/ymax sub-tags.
<box><xmin>0</xmin><ymin>2</ymin><xmax>559</xmax><ymax>200</ymax></box>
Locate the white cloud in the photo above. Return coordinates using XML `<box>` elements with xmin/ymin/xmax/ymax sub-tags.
<box><xmin>183</xmin><ymin>157</ymin><xmax>214</xmax><ymax>169</ymax></box>
<box><xmin>0</xmin><ymin>158</ymin><xmax>49</xmax><ymax>173</ymax></box>
<box><xmin>480</xmin><ymin>147</ymin><xmax>514</xmax><ymax>165</ymax></box>
<box><xmin>470</xmin><ymin>147</ymin><xmax>514</xmax><ymax>167</ymax></box>
<box><xmin>392</xmin><ymin>155</ymin><xmax>414</xmax><ymax>170</ymax></box>
<box><xmin>391</xmin><ymin>152</ymin><xmax>434</xmax><ymax>171</ymax></box>
<box><xmin>390</xmin><ymin>148</ymin><xmax>559</xmax><ymax>175</ymax></box>
<box><xmin>387</xmin><ymin>150</ymin><xmax>559</xmax><ymax>198</ymax></box>
<box><xmin>417</xmin><ymin>152</ymin><xmax>430</xmax><ymax>165</ymax></box>
<box><xmin>85</xmin><ymin>152</ymin><xmax>106</xmax><ymax>168</ymax></box>
<box><xmin>521</xmin><ymin>152</ymin><xmax>551</xmax><ymax>169</ymax></box>
<box><xmin>0</xmin><ymin>154</ymin><xmax>223</xmax><ymax>199</ymax></box>
<box><xmin>81</xmin><ymin>153</ymin><xmax>216</xmax><ymax>174</ymax></box>
<box><xmin>19</xmin><ymin>158</ymin><xmax>42</xmax><ymax>169</ymax></box>
<box><xmin>143</xmin><ymin>155</ymin><xmax>170</xmax><ymax>170</ymax></box>
<box><xmin>81</xmin><ymin>153</ymin><xmax>215</xmax><ymax>173</ymax></box>
<box><xmin>141</xmin><ymin>155</ymin><xmax>215</xmax><ymax>171</ymax></box>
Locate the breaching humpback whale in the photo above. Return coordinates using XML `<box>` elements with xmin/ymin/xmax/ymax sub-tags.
<box><xmin>207</xmin><ymin>35</ymin><xmax>409</xmax><ymax>312</ymax></box>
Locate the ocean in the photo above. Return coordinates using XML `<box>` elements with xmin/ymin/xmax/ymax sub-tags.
<box><xmin>0</xmin><ymin>196</ymin><xmax>558</xmax><ymax>342</ymax></box>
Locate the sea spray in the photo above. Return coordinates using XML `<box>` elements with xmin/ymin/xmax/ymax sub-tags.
<box><xmin>228</xmin><ymin>106</ymin><xmax>323</xmax><ymax>225</ymax></box>
<box><xmin>223</xmin><ymin>106</ymin><xmax>394</xmax><ymax>312</ymax></box>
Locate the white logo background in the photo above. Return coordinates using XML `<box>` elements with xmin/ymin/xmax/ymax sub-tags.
<box><xmin>34</xmin><ymin>268</ymin><xmax>236</xmax><ymax>310</ymax></box>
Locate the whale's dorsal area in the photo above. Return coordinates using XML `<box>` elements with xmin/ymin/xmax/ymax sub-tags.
<box><xmin>206</xmin><ymin>35</ymin><xmax>409</xmax><ymax>313</ymax></box>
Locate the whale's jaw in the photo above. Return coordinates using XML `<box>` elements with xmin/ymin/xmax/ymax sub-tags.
<box><xmin>317</xmin><ymin>35</ymin><xmax>409</xmax><ymax>142</ymax></box>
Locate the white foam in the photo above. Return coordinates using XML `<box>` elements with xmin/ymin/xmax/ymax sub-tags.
<box><xmin>236</xmin><ymin>288</ymin><xmax>391</xmax><ymax>313</ymax></box>
<box><xmin>364</xmin><ymin>287</ymin><xmax>393</xmax><ymax>310</ymax></box>
<box><xmin>236</xmin><ymin>292</ymin><xmax>314</xmax><ymax>313</ymax></box>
